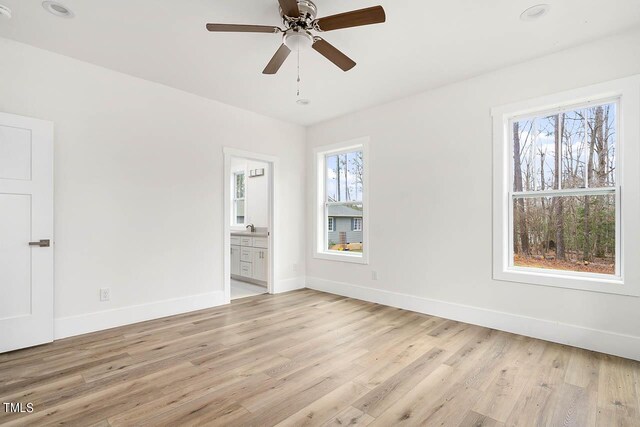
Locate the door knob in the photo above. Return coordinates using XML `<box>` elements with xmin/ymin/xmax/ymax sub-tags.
<box><xmin>29</xmin><ymin>239</ymin><xmax>50</xmax><ymax>247</ymax></box>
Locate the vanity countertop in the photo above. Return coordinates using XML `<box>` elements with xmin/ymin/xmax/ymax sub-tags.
<box><xmin>231</xmin><ymin>231</ymin><xmax>268</xmax><ymax>238</ymax></box>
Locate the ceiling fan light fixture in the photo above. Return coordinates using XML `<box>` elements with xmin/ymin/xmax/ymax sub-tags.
<box><xmin>520</xmin><ymin>4</ymin><xmax>550</xmax><ymax>21</ymax></box>
<box><xmin>283</xmin><ymin>31</ymin><xmax>313</xmax><ymax>51</ymax></box>
<box><xmin>42</xmin><ymin>1</ymin><xmax>74</xmax><ymax>18</ymax></box>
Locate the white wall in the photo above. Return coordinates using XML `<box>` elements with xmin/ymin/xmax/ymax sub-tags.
<box><xmin>0</xmin><ymin>38</ymin><xmax>306</xmax><ymax>337</ymax></box>
<box><xmin>306</xmin><ymin>28</ymin><xmax>640</xmax><ymax>360</ymax></box>
<box><xmin>229</xmin><ymin>157</ymin><xmax>269</xmax><ymax>229</ymax></box>
<box><xmin>3</xmin><ymin>27</ymin><xmax>640</xmax><ymax>358</ymax></box>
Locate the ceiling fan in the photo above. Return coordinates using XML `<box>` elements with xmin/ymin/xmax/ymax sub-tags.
<box><xmin>206</xmin><ymin>0</ymin><xmax>386</xmax><ymax>74</ymax></box>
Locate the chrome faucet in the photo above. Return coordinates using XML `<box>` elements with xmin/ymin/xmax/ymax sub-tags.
<box><xmin>246</xmin><ymin>224</ymin><xmax>255</xmax><ymax>233</ymax></box>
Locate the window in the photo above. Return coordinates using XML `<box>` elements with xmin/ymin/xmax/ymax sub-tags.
<box><xmin>492</xmin><ymin>76</ymin><xmax>640</xmax><ymax>296</ymax></box>
<box><xmin>511</xmin><ymin>101</ymin><xmax>618</xmax><ymax>276</ymax></box>
<box><xmin>233</xmin><ymin>171</ymin><xmax>245</xmax><ymax>225</ymax></box>
<box><xmin>315</xmin><ymin>138</ymin><xmax>369</xmax><ymax>263</ymax></box>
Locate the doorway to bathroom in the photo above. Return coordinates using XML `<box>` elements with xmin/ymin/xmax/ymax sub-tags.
<box><xmin>223</xmin><ymin>148</ymin><xmax>275</xmax><ymax>302</ymax></box>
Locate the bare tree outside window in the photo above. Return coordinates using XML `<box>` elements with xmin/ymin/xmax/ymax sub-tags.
<box><xmin>511</xmin><ymin>102</ymin><xmax>617</xmax><ymax>275</ymax></box>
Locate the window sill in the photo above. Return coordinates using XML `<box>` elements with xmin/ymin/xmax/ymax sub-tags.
<box><xmin>314</xmin><ymin>251</ymin><xmax>368</xmax><ymax>265</ymax></box>
<box><xmin>493</xmin><ymin>267</ymin><xmax>638</xmax><ymax>297</ymax></box>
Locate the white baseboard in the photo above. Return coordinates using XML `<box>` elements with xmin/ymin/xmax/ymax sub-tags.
<box><xmin>275</xmin><ymin>276</ymin><xmax>306</xmax><ymax>294</ymax></box>
<box><xmin>306</xmin><ymin>277</ymin><xmax>640</xmax><ymax>361</ymax></box>
<box><xmin>55</xmin><ymin>291</ymin><xmax>225</xmax><ymax>339</ymax></box>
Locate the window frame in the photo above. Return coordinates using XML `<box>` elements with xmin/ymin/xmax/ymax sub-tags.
<box><xmin>352</xmin><ymin>217</ymin><xmax>363</xmax><ymax>232</ymax></box>
<box><xmin>492</xmin><ymin>76</ymin><xmax>640</xmax><ymax>296</ymax></box>
<box><xmin>232</xmin><ymin>171</ymin><xmax>246</xmax><ymax>226</ymax></box>
<box><xmin>328</xmin><ymin>217</ymin><xmax>335</xmax><ymax>232</ymax></box>
<box><xmin>314</xmin><ymin>137</ymin><xmax>369</xmax><ymax>264</ymax></box>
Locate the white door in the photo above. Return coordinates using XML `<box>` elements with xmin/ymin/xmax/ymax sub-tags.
<box><xmin>0</xmin><ymin>112</ymin><xmax>54</xmax><ymax>353</ymax></box>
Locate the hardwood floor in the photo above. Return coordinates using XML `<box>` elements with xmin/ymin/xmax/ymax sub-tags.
<box><xmin>1</xmin><ymin>289</ymin><xmax>638</xmax><ymax>426</ymax></box>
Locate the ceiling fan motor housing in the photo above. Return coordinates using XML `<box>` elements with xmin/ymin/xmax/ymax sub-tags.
<box><xmin>281</xmin><ymin>0</ymin><xmax>317</xmax><ymax>25</ymax></box>
<box><xmin>296</xmin><ymin>1</ymin><xmax>317</xmax><ymax>19</ymax></box>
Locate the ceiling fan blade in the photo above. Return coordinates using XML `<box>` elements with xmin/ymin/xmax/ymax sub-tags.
<box><xmin>206</xmin><ymin>23</ymin><xmax>280</xmax><ymax>33</ymax></box>
<box><xmin>278</xmin><ymin>0</ymin><xmax>300</xmax><ymax>18</ymax></box>
<box><xmin>314</xmin><ymin>6</ymin><xmax>386</xmax><ymax>32</ymax></box>
<box><xmin>263</xmin><ymin>44</ymin><xmax>292</xmax><ymax>74</ymax></box>
<box><xmin>312</xmin><ymin>38</ymin><xmax>356</xmax><ymax>72</ymax></box>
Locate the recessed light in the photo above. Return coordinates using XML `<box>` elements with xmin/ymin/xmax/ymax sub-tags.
<box><xmin>520</xmin><ymin>4</ymin><xmax>550</xmax><ymax>21</ymax></box>
<box><xmin>296</xmin><ymin>99</ymin><xmax>311</xmax><ymax>106</ymax></box>
<box><xmin>42</xmin><ymin>1</ymin><xmax>74</xmax><ymax>18</ymax></box>
<box><xmin>0</xmin><ymin>4</ymin><xmax>11</xmax><ymax>19</ymax></box>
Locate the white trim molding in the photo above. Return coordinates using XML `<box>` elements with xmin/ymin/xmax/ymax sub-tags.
<box><xmin>492</xmin><ymin>75</ymin><xmax>640</xmax><ymax>296</ymax></box>
<box><xmin>306</xmin><ymin>277</ymin><xmax>640</xmax><ymax>361</ymax></box>
<box><xmin>55</xmin><ymin>291</ymin><xmax>225</xmax><ymax>339</ymax></box>
<box><xmin>275</xmin><ymin>277</ymin><xmax>306</xmax><ymax>293</ymax></box>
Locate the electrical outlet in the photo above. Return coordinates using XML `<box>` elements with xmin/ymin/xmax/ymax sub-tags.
<box><xmin>99</xmin><ymin>288</ymin><xmax>110</xmax><ymax>302</ymax></box>
<box><xmin>371</xmin><ymin>271</ymin><xmax>378</xmax><ymax>280</ymax></box>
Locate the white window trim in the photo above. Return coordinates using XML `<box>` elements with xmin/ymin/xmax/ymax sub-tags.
<box><xmin>314</xmin><ymin>137</ymin><xmax>369</xmax><ymax>264</ymax></box>
<box><xmin>232</xmin><ymin>170</ymin><xmax>246</xmax><ymax>227</ymax></box>
<box><xmin>352</xmin><ymin>217</ymin><xmax>363</xmax><ymax>232</ymax></box>
<box><xmin>492</xmin><ymin>75</ymin><xmax>640</xmax><ymax>296</ymax></box>
<box><xmin>328</xmin><ymin>217</ymin><xmax>335</xmax><ymax>232</ymax></box>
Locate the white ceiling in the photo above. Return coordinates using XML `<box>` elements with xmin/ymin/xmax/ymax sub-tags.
<box><xmin>1</xmin><ymin>1</ymin><xmax>639</xmax><ymax>125</ymax></box>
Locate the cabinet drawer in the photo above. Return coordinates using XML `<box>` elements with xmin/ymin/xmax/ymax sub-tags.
<box><xmin>240</xmin><ymin>262</ymin><xmax>252</xmax><ymax>277</ymax></box>
<box><xmin>252</xmin><ymin>237</ymin><xmax>268</xmax><ymax>248</ymax></box>
<box><xmin>240</xmin><ymin>237</ymin><xmax>253</xmax><ymax>246</ymax></box>
<box><xmin>230</xmin><ymin>236</ymin><xmax>241</xmax><ymax>246</ymax></box>
<box><xmin>240</xmin><ymin>248</ymin><xmax>252</xmax><ymax>262</ymax></box>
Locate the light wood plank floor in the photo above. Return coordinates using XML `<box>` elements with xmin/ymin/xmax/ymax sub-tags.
<box><xmin>1</xmin><ymin>289</ymin><xmax>639</xmax><ymax>426</ymax></box>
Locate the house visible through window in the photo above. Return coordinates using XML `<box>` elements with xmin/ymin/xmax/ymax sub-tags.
<box><xmin>233</xmin><ymin>171</ymin><xmax>245</xmax><ymax>225</ymax></box>
<box><xmin>316</xmin><ymin>141</ymin><xmax>367</xmax><ymax>262</ymax></box>
<box><xmin>510</xmin><ymin>100</ymin><xmax>618</xmax><ymax>276</ymax></box>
